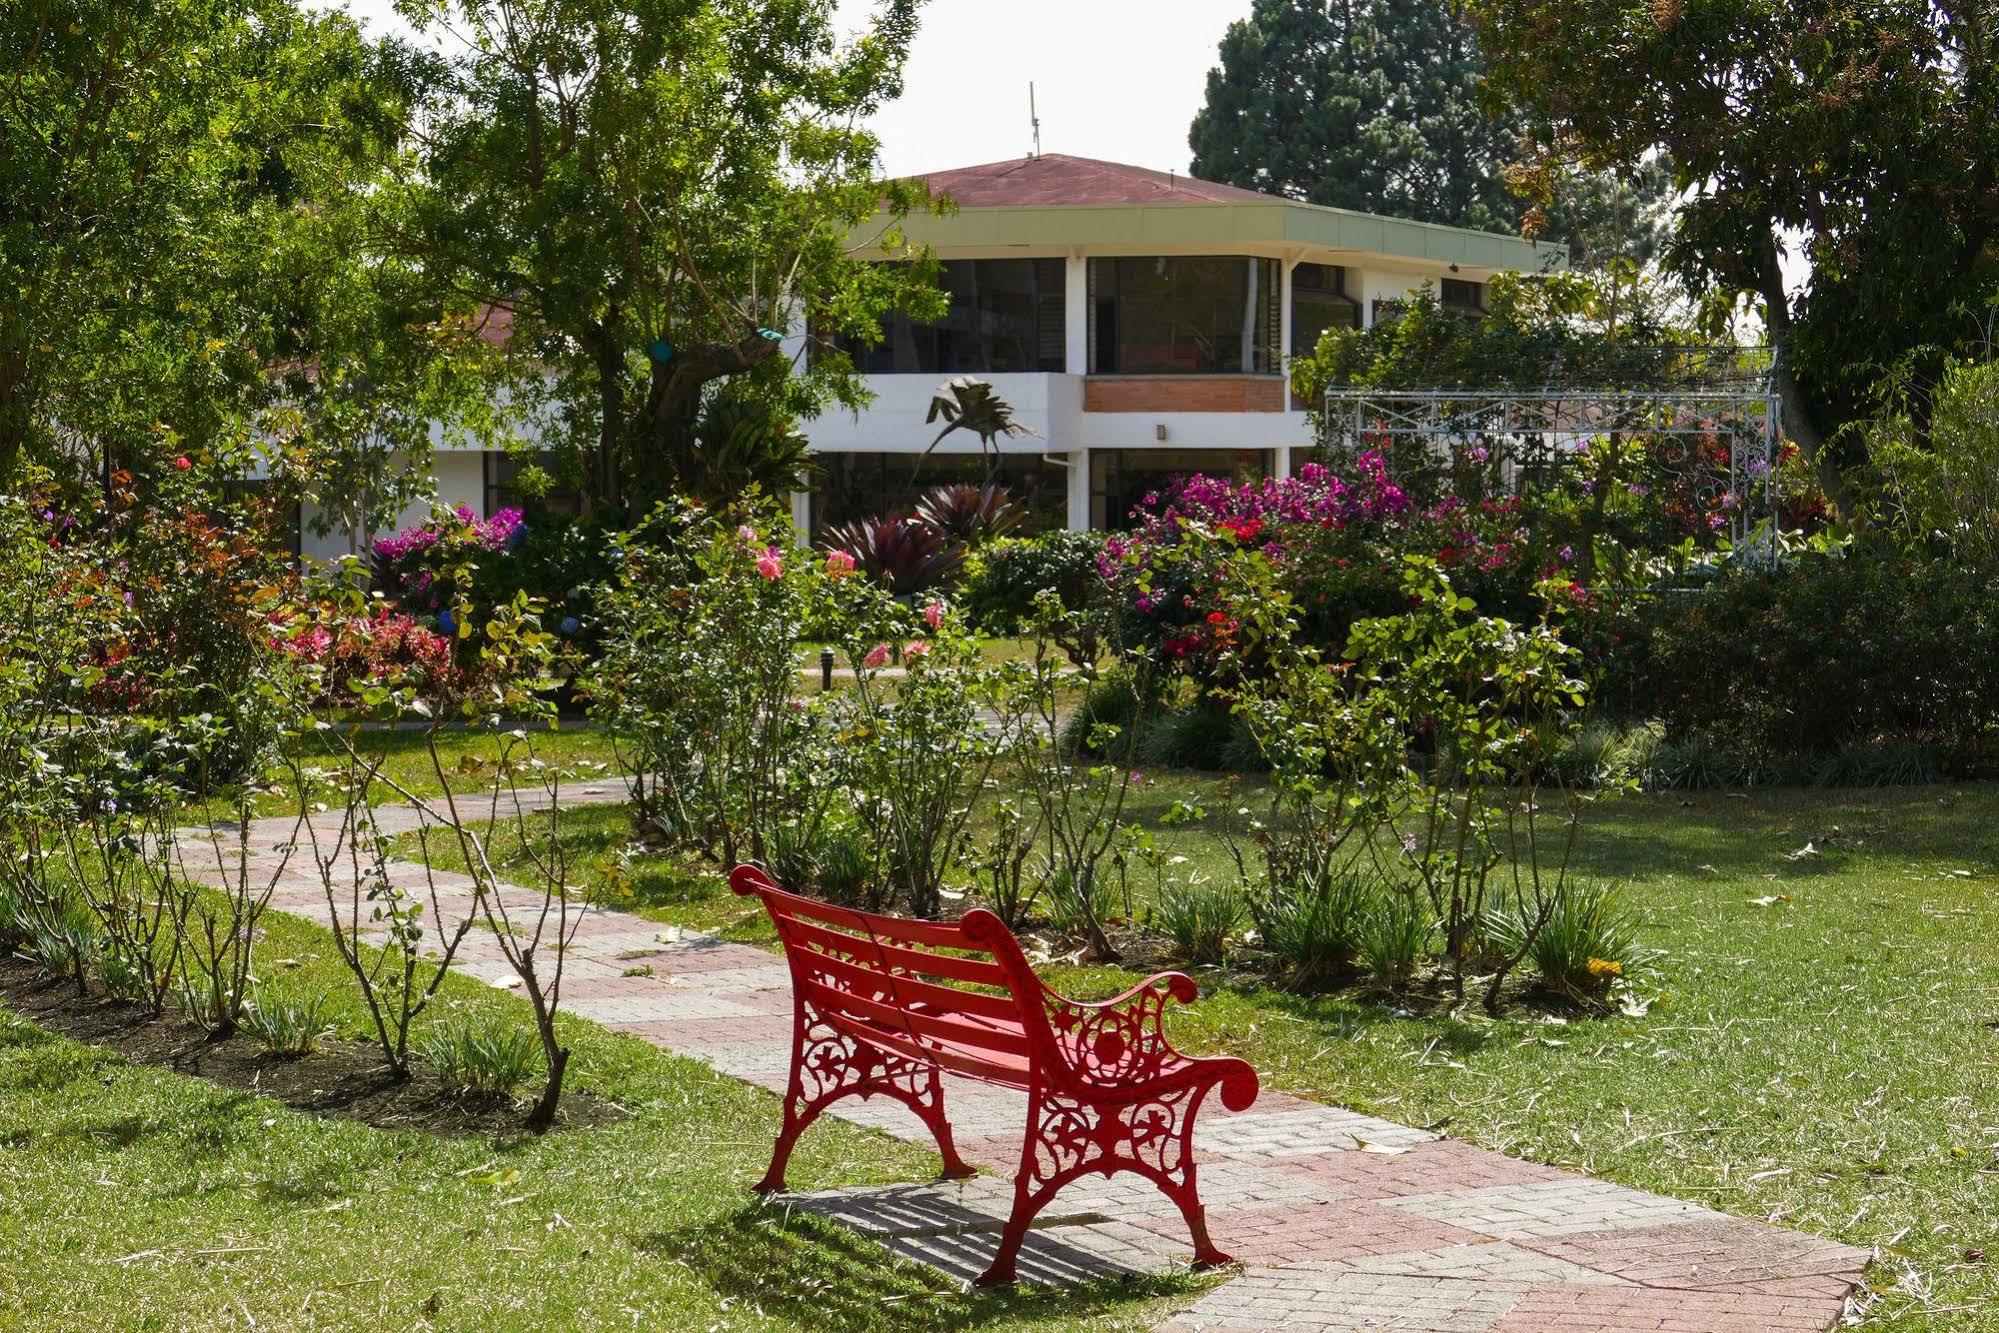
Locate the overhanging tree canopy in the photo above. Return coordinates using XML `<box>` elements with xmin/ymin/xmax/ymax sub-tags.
<box><xmin>389</xmin><ymin>0</ymin><xmax>947</xmax><ymax>510</ymax></box>
<box><xmin>1459</xmin><ymin>0</ymin><xmax>1999</xmax><ymax>511</ymax></box>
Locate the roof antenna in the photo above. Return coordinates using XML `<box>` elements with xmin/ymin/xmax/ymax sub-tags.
<box><xmin>1029</xmin><ymin>82</ymin><xmax>1041</xmax><ymax>159</ymax></box>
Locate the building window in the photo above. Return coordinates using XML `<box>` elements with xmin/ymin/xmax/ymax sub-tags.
<box><xmin>1089</xmin><ymin>257</ymin><xmax>1281</xmax><ymax>375</ymax></box>
<box><xmin>484</xmin><ymin>451</ymin><xmax>580</xmax><ymax>517</ymax></box>
<box><xmin>811</xmin><ymin>452</ymin><xmax>1065</xmax><ymax>537</ymax></box>
<box><xmin>1441</xmin><ymin>278</ymin><xmax>1487</xmax><ymax>318</ymax></box>
<box><xmin>840</xmin><ymin>258</ymin><xmax>1065</xmax><ymax>374</ymax></box>
<box><xmin>1292</xmin><ymin>264</ymin><xmax>1359</xmax><ymax>358</ymax></box>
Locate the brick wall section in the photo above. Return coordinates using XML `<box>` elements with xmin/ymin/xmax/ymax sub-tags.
<box><xmin>1084</xmin><ymin>376</ymin><xmax>1287</xmax><ymax>413</ymax></box>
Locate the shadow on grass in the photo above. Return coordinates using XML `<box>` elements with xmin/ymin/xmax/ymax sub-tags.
<box><xmin>640</xmin><ymin>1205</ymin><xmax>1199</xmax><ymax>1332</ymax></box>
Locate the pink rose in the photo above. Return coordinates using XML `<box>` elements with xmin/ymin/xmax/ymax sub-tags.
<box><xmin>904</xmin><ymin>640</ymin><xmax>930</xmax><ymax>660</ymax></box>
<box><xmin>172</xmin><ymin>456</ymin><xmax>192</xmax><ymax>471</ymax></box>
<box><xmin>862</xmin><ymin>643</ymin><xmax>892</xmax><ymax>669</ymax></box>
<box><xmin>923</xmin><ymin>599</ymin><xmax>945</xmax><ymax>630</ymax></box>
<box><xmin>737</xmin><ymin>524</ymin><xmax>758</xmax><ymax>542</ymax></box>
<box><xmin>825</xmin><ymin>549</ymin><xmax>856</xmax><ymax>576</ymax></box>
<box><xmin>755</xmin><ymin>547</ymin><xmax>783</xmax><ymax>580</ymax></box>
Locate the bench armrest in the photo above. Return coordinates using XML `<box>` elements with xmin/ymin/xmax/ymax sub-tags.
<box><xmin>1041</xmin><ymin>972</ymin><xmax>1201</xmax><ymax>1087</ymax></box>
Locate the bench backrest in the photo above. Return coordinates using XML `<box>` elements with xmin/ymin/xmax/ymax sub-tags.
<box><xmin>729</xmin><ymin>865</ymin><xmax>1051</xmax><ymax>1089</ymax></box>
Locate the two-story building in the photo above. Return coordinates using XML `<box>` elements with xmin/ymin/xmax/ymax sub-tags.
<box><xmin>800</xmin><ymin>153</ymin><xmax>1554</xmax><ymax>537</ymax></box>
<box><xmin>295</xmin><ymin>153</ymin><xmax>1551</xmax><ymax>560</ymax></box>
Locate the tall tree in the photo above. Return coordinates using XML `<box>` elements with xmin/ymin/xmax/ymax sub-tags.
<box><xmin>1461</xmin><ymin>0</ymin><xmax>1999</xmax><ymax>511</ymax></box>
<box><xmin>388</xmin><ymin>0</ymin><xmax>945</xmax><ymax>510</ymax></box>
<box><xmin>1188</xmin><ymin>0</ymin><xmax>1673</xmax><ymax>267</ymax></box>
<box><xmin>0</xmin><ymin>0</ymin><xmax>498</xmax><ymax>529</ymax></box>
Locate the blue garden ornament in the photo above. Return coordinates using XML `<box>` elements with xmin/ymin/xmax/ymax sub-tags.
<box><xmin>648</xmin><ymin>339</ymin><xmax>675</xmax><ymax>365</ymax></box>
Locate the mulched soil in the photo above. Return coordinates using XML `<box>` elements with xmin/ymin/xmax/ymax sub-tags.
<box><xmin>0</xmin><ymin>954</ymin><xmax>624</xmax><ymax>1138</ymax></box>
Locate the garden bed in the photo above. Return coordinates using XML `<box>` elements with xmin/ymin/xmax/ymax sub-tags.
<box><xmin>0</xmin><ymin>955</ymin><xmax>624</xmax><ymax>1138</ymax></box>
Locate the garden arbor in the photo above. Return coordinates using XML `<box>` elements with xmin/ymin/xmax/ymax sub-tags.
<box><xmin>1321</xmin><ymin>347</ymin><xmax>1783</xmax><ymax>551</ymax></box>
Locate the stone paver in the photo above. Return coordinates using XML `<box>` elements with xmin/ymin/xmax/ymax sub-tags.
<box><xmin>187</xmin><ymin>800</ymin><xmax>1869</xmax><ymax>1331</ymax></box>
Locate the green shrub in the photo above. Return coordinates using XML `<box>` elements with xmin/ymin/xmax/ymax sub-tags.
<box><xmin>1357</xmin><ymin>889</ymin><xmax>1431</xmax><ymax>988</ymax></box>
<box><xmin>765</xmin><ymin>819</ymin><xmax>819</xmax><ymax>893</ymax></box>
<box><xmin>1154</xmin><ymin>878</ymin><xmax>1242</xmax><ymax>966</ymax></box>
<box><xmin>1490</xmin><ymin>880</ymin><xmax>1651</xmax><ymax>1006</ymax></box>
<box><xmin>241</xmin><ymin>988</ymin><xmax>328</xmax><ymax>1058</ymax></box>
<box><xmin>961</xmin><ymin>531</ymin><xmax>1106</xmax><ymax>636</ymax></box>
<box><xmin>1135</xmin><ymin>700</ymin><xmax>1266</xmax><ymax>772</ymax></box>
<box><xmin>421</xmin><ymin>1016</ymin><xmax>544</xmax><ymax>1097</ymax></box>
<box><xmin>1811</xmin><ymin>738</ymin><xmax>1945</xmax><ymax>788</ymax></box>
<box><xmin>1250</xmin><ymin>872</ymin><xmax>1372</xmax><ymax>986</ymax></box>
<box><xmin>1058</xmin><ymin>668</ymin><xmax>1147</xmax><ymax>759</ymax></box>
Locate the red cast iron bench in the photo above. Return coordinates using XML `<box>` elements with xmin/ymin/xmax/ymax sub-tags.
<box><xmin>730</xmin><ymin>864</ymin><xmax>1260</xmax><ymax>1286</ymax></box>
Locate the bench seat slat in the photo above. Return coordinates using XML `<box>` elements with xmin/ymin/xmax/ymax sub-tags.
<box><xmin>800</xmin><ymin>975</ymin><xmax>1033</xmax><ymax>1058</ymax></box>
<box><xmin>786</xmin><ymin>941</ymin><xmax>1024</xmax><ymax>1025</ymax></box>
<box><xmin>782</xmin><ymin>916</ymin><xmax>1011</xmax><ymax>988</ymax></box>
<box><xmin>822</xmin><ymin>1015</ymin><xmax>1034</xmax><ymax>1088</ymax></box>
<box><xmin>763</xmin><ymin>892</ymin><xmax>974</xmax><ymax>949</ymax></box>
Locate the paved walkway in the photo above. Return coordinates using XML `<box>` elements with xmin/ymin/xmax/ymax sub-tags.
<box><xmin>182</xmin><ymin>790</ymin><xmax>1869</xmax><ymax>1332</ymax></box>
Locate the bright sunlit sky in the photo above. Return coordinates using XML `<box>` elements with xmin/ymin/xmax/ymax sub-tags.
<box><xmin>325</xmin><ymin>0</ymin><xmax>1252</xmax><ymax>178</ymax></box>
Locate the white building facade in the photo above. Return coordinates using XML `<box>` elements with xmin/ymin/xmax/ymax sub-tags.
<box><xmin>297</xmin><ymin>154</ymin><xmax>1555</xmax><ymax>560</ymax></box>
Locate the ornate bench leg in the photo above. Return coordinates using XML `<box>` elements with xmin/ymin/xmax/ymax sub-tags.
<box><xmin>758</xmin><ymin>1003</ymin><xmax>979</xmax><ymax>1194</ymax></box>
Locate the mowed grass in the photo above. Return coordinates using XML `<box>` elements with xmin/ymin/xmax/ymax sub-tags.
<box><xmin>0</xmin><ymin>904</ymin><xmax>1198</xmax><ymax>1331</ymax></box>
<box><xmin>419</xmin><ymin>779</ymin><xmax>1999</xmax><ymax>1327</ymax></box>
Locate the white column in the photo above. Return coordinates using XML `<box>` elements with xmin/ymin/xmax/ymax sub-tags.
<box><xmin>1065</xmin><ymin>449</ymin><xmax>1090</xmax><ymax>532</ymax></box>
<box><xmin>1064</xmin><ymin>253</ymin><xmax>1089</xmax><ymax>375</ymax></box>
<box><xmin>788</xmin><ymin>489</ymin><xmax>812</xmax><ymax>548</ymax></box>
<box><xmin>1273</xmin><ymin>446</ymin><xmax>1293</xmax><ymax>480</ymax></box>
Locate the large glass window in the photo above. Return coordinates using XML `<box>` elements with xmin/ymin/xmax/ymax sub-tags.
<box><xmin>811</xmin><ymin>452</ymin><xmax>1065</xmax><ymax>537</ymax></box>
<box><xmin>1292</xmin><ymin>263</ymin><xmax>1359</xmax><ymax>357</ymax></box>
<box><xmin>1090</xmin><ymin>257</ymin><xmax>1281</xmax><ymax>375</ymax></box>
<box><xmin>841</xmin><ymin>259</ymin><xmax>1065</xmax><ymax>374</ymax></box>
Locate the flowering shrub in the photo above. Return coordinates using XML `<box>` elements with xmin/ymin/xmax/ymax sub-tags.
<box><xmin>276</xmin><ymin>607</ymin><xmax>477</xmax><ymax>712</ymax></box>
<box><xmin>373</xmin><ymin>504</ymin><xmax>524</xmax><ymax>614</ymax></box>
<box><xmin>1100</xmin><ymin>454</ymin><xmax>1568</xmax><ymax>678</ymax></box>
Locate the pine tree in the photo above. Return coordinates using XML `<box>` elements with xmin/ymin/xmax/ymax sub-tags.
<box><xmin>1189</xmin><ymin>0</ymin><xmax>1669</xmax><ymax>267</ymax></box>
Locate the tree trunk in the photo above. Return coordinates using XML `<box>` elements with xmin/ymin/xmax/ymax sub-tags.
<box><xmin>625</xmin><ymin>331</ymin><xmax>783</xmax><ymax>502</ymax></box>
<box><xmin>1754</xmin><ymin>230</ymin><xmax>1857</xmax><ymax>518</ymax></box>
<box><xmin>526</xmin><ymin>1041</ymin><xmax>569</xmax><ymax>1132</ymax></box>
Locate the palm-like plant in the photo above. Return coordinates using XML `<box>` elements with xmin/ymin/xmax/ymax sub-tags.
<box><xmin>914</xmin><ymin>483</ymin><xmax>1026</xmax><ymax>547</ymax></box>
<box><xmin>686</xmin><ymin>394</ymin><xmax>814</xmax><ymax>507</ymax></box>
<box><xmin>924</xmin><ymin>377</ymin><xmax>1039</xmax><ymax>468</ymax></box>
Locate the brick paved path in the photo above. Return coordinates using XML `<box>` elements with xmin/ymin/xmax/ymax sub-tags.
<box><xmin>182</xmin><ymin>790</ymin><xmax>1868</xmax><ymax>1332</ymax></box>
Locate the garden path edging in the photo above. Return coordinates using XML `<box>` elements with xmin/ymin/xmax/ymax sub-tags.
<box><xmin>179</xmin><ymin>787</ymin><xmax>1868</xmax><ymax>1333</ymax></box>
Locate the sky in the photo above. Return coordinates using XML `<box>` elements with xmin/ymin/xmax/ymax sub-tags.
<box><xmin>324</xmin><ymin>0</ymin><xmax>1252</xmax><ymax>178</ymax></box>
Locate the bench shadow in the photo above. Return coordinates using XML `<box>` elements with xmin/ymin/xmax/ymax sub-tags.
<box><xmin>636</xmin><ymin>1204</ymin><xmax>1199</xmax><ymax>1331</ymax></box>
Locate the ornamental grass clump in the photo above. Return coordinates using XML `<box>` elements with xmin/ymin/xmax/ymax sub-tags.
<box><xmin>1250</xmin><ymin>872</ymin><xmax>1373</xmax><ymax>986</ymax></box>
<box><xmin>241</xmin><ymin>987</ymin><xmax>329</xmax><ymax>1058</ymax></box>
<box><xmin>1488</xmin><ymin>880</ymin><xmax>1652</xmax><ymax>1007</ymax></box>
<box><xmin>421</xmin><ymin>1016</ymin><xmax>544</xmax><ymax>1098</ymax></box>
<box><xmin>1154</xmin><ymin>877</ymin><xmax>1242</xmax><ymax>966</ymax></box>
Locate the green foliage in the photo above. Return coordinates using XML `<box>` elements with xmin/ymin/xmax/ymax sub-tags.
<box><xmin>1250</xmin><ymin>872</ymin><xmax>1372</xmax><ymax>986</ymax></box>
<box><xmin>1357</xmin><ymin>890</ymin><xmax>1431</xmax><ymax>989</ymax></box>
<box><xmin>1153</xmin><ymin>878</ymin><xmax>1242</xmax><ymax>967</ymax></box>
<box><xmin>591</xmin><ymin>498</ymin><xmax>824</xmax><ymax>864</ymax></box>
<box><xmin>392</xmin><ymin>0</ymin><xmax>943</xmax><ymax>507</ymax></box>
<box><xmin>1870</xmin><ymin>360</ymin><xmax>1999</xmax><ymax>567</ymax></box>
<box><xmin>961</xmin><ymin>530</ymin><xmax>1108</xmax><ymax>638</ymax></box>
<box><xmin>420</xmin><ymin>1015</ymin><xmax>545</xmax><ymax>1098</ymax></box>
<box><xmin>1188</xmin><ymin>0</ymin><xmax>1671</xmax><ymax>265</ymax></box>
<box><xmin>1486</xmin><ymin>880</ymin><xmax>1651</xmax><ymax>1008</ymax></box>
<box><xmin>241</xmin><ymin>987</ymin><xmax>330</xmax><ymax>1058</ymax></box>
<box><xmin>1463</xmin><ymin>0</ymin><xmax>1999</xmax><ymax>504</ymax></box>
<box><xmin>1644</xmin><ymin>552</ymin><xmax>1999</xmax><ymax>764</ymax></box>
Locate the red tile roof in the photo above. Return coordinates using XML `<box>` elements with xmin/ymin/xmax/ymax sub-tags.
<box><xmin>913</xmin><ymin>154</ymin><xmax>1278</xmax><ymax>209</ymax></box>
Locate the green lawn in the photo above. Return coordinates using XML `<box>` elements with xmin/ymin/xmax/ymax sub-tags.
<box><xmin>0</xmin><ymin>902</ymin><xmax>1197</xmax><ymax>1331</ymax></box>
<box><xmin>408</xmin><ymin>778</ymin><xmax>1999</xmax><ymax>1328</ymax></box>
